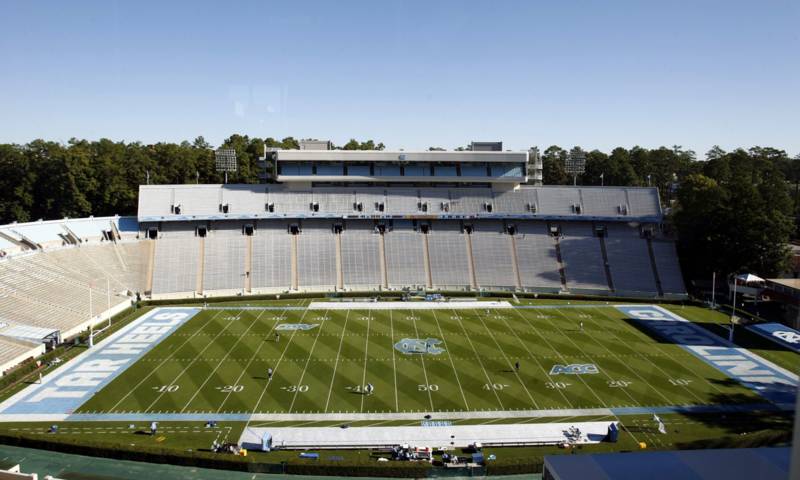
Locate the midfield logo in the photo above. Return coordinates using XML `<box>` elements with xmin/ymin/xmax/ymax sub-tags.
<box><xmin>275</xmin><ymin>323</ymin><xmax>319</xmax><ymax>331</ymax></box>
<box><xmin>773</xmin><ymin>331</ymin><xmax>800</xmax><ymax>344</ymax></box>
<box><xmin>549</xmin><ymin>364</ymin><xmax>599</xmax><ymax>375</ymax></box>
<box><xmin>394</xmin><ymin>338</ymin><xmax>445</xmax><ymax>355</ymax></box>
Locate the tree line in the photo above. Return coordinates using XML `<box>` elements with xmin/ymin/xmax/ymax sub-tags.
<box><xmin>0</xmin><ymin>136</ymin><xmax>796</xmax><ymax>282</ymax></box>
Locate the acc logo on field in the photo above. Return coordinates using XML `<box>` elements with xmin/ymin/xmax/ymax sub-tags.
<box><xmin>549</xmin><ymin>364</ymin><xmax>599</xmax><ymax>375</ymax></box>
<box><xmin>394</xmin><ymin>338</ymin><xmax>445</xmax><ymax>355</ymax></box>
<box><xmin>275</xmin><ymin>323</ymin><xmax>319</xmax><ymax>331</ymax></box>
<box><xmin>773</xmin><ymin>331</ymin><xmax>800</xmax><ymax>344</ymax></box>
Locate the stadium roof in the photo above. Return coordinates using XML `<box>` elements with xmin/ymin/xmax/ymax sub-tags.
<box><xmin>543</xmin><ymin>447</ymin><xmax>790</xmax><ymax>480</ymax></box>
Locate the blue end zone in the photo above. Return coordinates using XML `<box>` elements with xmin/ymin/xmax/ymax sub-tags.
<box><xmin>616</xmin><ymin>305</ymin><xmax>798</xmax><ymax>407</ymax></box>
<box><xmin>0</xmin><ymin>308</ymin><xmax>199</xmax><ymax>415</ymax></box>
<box><xmin>746</xmin><ymin>323</ymin><xmax>800</xmax><ymax>353</ymax></box>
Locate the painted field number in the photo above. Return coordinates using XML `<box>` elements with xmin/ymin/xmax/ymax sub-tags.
<box><xmin>154</xmin><ymin>385</ymin><xmax>179</xmax><ymax>393</ymax></box>
<box><xmin>218</xmin><ymin>385</ymin><xmax>244</xmax><ymax>393</ymax></box>
<box><xmin>282</xmin><ymin>385</ymin><xmax>309</xmax><ymax>393</ymax></box>
<box><xmin>668</xmin><ymin>378</ymin><xmax>692</xmax><ymax>386</ymax></box>
<box><xmin>418</xmin><ymin>384</ymin><xmax>439</xmax><ymax>392</ymax></box>
<box><xmin>545</xmin><ymin>381</ymin><xmax>570</xmax><ymax>389</ymax></box>
<box><xmin>483</xmin><ymin>383</ymin><xmax>510</xmax><ymax>391</ymax></box>
<box><xmin>607</xmin><ymin>380</ymin><xmax>632</xmax><ymax>388</ymax></box>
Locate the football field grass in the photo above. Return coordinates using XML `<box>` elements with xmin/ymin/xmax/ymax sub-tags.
<box><xmin>76</xmin><ymin>304</ymin><xmax>769</xmax><ymax>415</ymax></box>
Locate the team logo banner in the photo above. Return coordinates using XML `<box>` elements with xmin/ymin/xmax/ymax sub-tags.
<box><xmin>746</xmin><ymin>323</ymin><xmax>800</xmax><ymax>353</ymax></box>
<box><xmin>394</xmin><ymin>338</ymin><xmax>445</xmax><ymax>355</ymax></box>
<box><xmin>275</xmin><ymin>323</ymin><xmax>318</xmax><ymax>331</ymax></box>
<box><xmin>549</xmin><ymin>364</ymin><xmax>599</xmax><ymax>375</ymax></box>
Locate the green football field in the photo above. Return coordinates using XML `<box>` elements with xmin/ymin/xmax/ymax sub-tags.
<box><xmin>76</xmin><ymin>304</ymin><xmax>770</xmax><ymax>415</ymax></box>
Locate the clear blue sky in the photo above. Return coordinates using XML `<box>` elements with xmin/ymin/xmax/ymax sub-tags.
<box><xmin>1</xmin><ymin>0</ymin><xmax>798</xmax><ymax>156</ymax></box>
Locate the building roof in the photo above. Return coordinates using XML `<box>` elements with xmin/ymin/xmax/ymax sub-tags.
<box><xmin>767</xmin><ymin>278</ymin><xmax>800</xmax><ymax>290</ymax></box>
<box><xmin>544</xmin><ymin>447</ymin><xmax>790</xmax><ymax>480</ymax></box>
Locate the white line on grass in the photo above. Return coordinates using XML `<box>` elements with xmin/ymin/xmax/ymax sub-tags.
<box><xmin>215</xmin><ymin>307</ymin><xmax>290</xmax><ymax>413</ymax></box>
<box><xmin>550</xmin><ymin>307</ymin><xmax>677</xmax><ymax>406</ymax></box>
<box><xmin>324</xmin><ymin>310</ymin><xmax>351</xmax><ymax>413</ymax></box>
<box><xmin>430</xmin><ymin>310</ymin><xmax>470</xmax><ymax>411</ymax></box>
<box><xmin>144</xmin><ymin>309</ymin><xmax>246</xmax><ymax>412</ymax></box>
<box><xmin>107</xmin><ymin>309</ymin><xmax>227</xmax><ymax>413</ymax></box>
<box><xmin>473</xmin><ymin>309</ymin><xmax>539</xmax><ymax>409</ymax></box>
<box><xmin>510</xmin><ymin>308</ymin><xmax>609</xmax><ymax>408</ymax></box>
<box><xmin>359</xmin><ymin>308</ymin><xmax>372</xmax><ymax>413</ymax></box>
<box><xmin>288</xmin><ymin>309</ymin><xmax>330</xmax><ymax>413</ymax></box>
<box><xmin>536</xmin><ymin>308</ymin><xmax>644</xmax><ymax>407</ymax></box>
<box><xmin>591</xmin><ymin>306</ymin><xmax>726</xmax><ymax>399</ymax></box>
<box><xmin>243</xmin><ymin>308</ymin><xmax>311</xmax><ymax>432</ymax></box>
<box><xmin>389</xmin><ymin>310</ymin><xmax>399</xmax><ymax>412</ymax></box>
<box><xmin>179</xmin><ymin>310</ymin><xmax>267</xmax><ymax>413</ymax></box>
<box><xmin>493</xmin><ymin>310</ymin><xmax>574</xmax><ymax>408</ymax></box>
<box><xmin>411</xmin><ymin>311</ymin><xmax>435</xmax><ymax>411</ymax></box>
<box><xmin>449</xmin><ymin>309</ymin><xmax>505</xmax><ymax>410</ymax></box>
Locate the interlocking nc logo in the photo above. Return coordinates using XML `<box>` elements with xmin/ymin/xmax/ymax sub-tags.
<box><xmin>773</xmin><ymin>330</ymin><xmax>800</xmax><ymax>344</ymax></box>
<box><xmin>549</xmin><ymin>364</ymin><xmax>599</xmax><ymax>375</ymax></box>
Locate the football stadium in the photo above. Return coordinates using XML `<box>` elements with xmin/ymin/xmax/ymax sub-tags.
<box><xmin>0</xmin><ymin>143</ymin><xmax>796</xmax><ymax>477</ymax></box>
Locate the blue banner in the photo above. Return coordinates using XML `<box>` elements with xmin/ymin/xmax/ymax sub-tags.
<box><xmin>747</xmin><ymin>322</ymin><xmax>800</xmax><ymax>353</ymax></box>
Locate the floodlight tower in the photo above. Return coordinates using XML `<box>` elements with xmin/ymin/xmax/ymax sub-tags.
<box><xmin>215</xmin><ymin>148</ymin><xmax>238</xmax><ymax>184</ymax></box>
<box><xmin>564</xmin><ymin>147</ymin><xmax>586</xmax><ymax>186</ymax></box>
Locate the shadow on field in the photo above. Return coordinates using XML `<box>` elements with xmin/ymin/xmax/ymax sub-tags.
<box><xmin>619</xmin><ymin>317</ymin><xmax>788</xmax><ymax>352</ymax></box>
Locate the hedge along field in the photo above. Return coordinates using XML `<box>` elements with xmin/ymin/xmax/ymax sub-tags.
<box><xmin>74</xmin><ymin>305</ymin><xmax>768</xmax><ymax>416</ymax></box>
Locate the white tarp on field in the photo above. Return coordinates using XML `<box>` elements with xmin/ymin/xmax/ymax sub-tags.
<box><xmin>239</xmin><ymin>421</ymin><xmax>614</xmax><ymax>449</ymax></box>
<box><xmin>307</xmin><ymin>301</ymin><xmax>513</xmax><ymax>310</ymax></box>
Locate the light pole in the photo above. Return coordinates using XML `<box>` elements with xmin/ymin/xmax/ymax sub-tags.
<box><xmin>730</xmin><ymin>275</ymin><xmax>738</xmax><ymax>341</ymax></box>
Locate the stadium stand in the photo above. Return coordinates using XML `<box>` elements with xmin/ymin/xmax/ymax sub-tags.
<box><xmin>651</xmin><ymin>240</ymin><xmax>686</xmax><ymax>296</ymax></box>
<box><xmin>0</xmin><ymin>167</ymin><xmax>688</xmax><ymax>376</ymax></box>
<box><xmin>203</xmin><ymin>223</ymin><xmax>247</xmax><ymax>293</ymax></box>
<box><xmin>341</xmin><ymin>222</ymin><xmax>382</xmax><ymax>288</ymax></box>
<box><xmin>251</xmin><ymin>222</ymin><xmax>292</xmax><ymax>292</ymax></box>
<box><xmin>559</xmin><ymin>223</ymin><xmax>609</xmax><ymax>292</ymax></box>
<box><xmin>427</xmin><ymin>221</ymin><xmax>472</xmax><ymax>289</ymax></box>
<box><xmin>605</xmin><ymin>223</ymin><xmax>658</xmax><ymax>295</ymax></box>
<box><xmin>513</xmin><ymin>221</ymin><xmax>563</xmax><ymax>291</ymax></box>
<box><xmin>470</xmin><ymin>221</ymin><xmax>516</xmax><ymax>289</ymax></box>
<box><xmin>296</xmin><ymin>220</ymin><xmax>337</xmax><ymax>290</ymax></box>
<box><xmin>384</xmin><ymin>221</ymin><xmax>427</xmax><ymax>289</ymax></box>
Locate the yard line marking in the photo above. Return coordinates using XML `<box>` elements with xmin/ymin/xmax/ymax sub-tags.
<box><xmin>550</xmin><ymin>307</ymin><xmax>677</xmax><ymax>406</ymax></box>
<box><xmin>537</xmin><ymin>308</ymin><xmax>643</xmax><ymax>407</ymax></box>
<box><xmin>244</xmin><ymin>308</ymin><xmax>311</xmax><ymax>432</ymax></box>
<box><xmin>144</xmin><ymin>309</ymin><xmax>246</xmax><ymax>412</ymax></box>
<box><xmin>410</xmin><ymin>311</ymin><xmax>435</xmax><ymax>411</ymax></box>
<box><xmin>591</xmin><ymin>306</ymin><xmax>725</xmax><ymax>399</ymax></box>
<box><xmin>389</xmin><ymin>309</ymin><xmax>399</xmax><ymax>412</ymax></box>
<box><xmin>180</xmin><ymin>310</ymin><xmax>266</xmax><ymax>413</ymax></box>
<box><xmin>449</xmin><ymin>309</ymin><xmax>505</xmax><ymax>410</ymax></box>
<box><xmin>510</xmin><ymin>308</ymin><xmax>609</xmax><ymax>408</ymax></box>
<box><xmin>430</xmin><ymin>310</ymin><xmax>470</xmax><ymax>411</ymax></box>
<box><xmin>288</xmin><ymin>309</ymin><xmax>330</xmax><ymax>413</ymax></box>
<box><xmin>493</xmin><ymin>309</ymin><xmax>574</xmax><ymax>408</ymax></box>
<box><xmin>324</xmin><ymin>309</ymin><xmax>351</xmax><ymax>413</ymax></box>
<box><xmin>107</xmin><ymin>308</ymin><xmax>226</xmax><ymax>413</ymax></box>
<box><xmin>359</xmin><ymin>308</ymin><xmax>372</xmax><ymax>413</ymax></box>
<box><xmin>473</xmin><ymin>310</ymin><xmax>539</xmax><ymax>409</ymax></box>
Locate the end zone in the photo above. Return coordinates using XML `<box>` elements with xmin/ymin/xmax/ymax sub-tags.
<box><xmin>0</xmin><ymin>307</ymin><xmax>199</xmax><ymax>420</ymax></box>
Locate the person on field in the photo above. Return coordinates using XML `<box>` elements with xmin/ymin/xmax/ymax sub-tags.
<box><xmin>275</xmin><ymin>332</ymin><xmax>280</xmax><ymax>343</ymax></box>
<box><xmin>267</xmin><ymin>367</ymin><xmax>273</xmax><ymax>380</ymax></box>
<box><xmin>365</xmin><ymin>383</ymin><xmax>374</xmax><ymax>395</ymax></box>
<box><xmin>150</xmin><ymin>421</ymin><xmax>158</xmax><ymax>436</ymax></box>
<box><xmin>579</xmin><ymin>321</ymin><xmax>584</xmax><ymax>331</ymax></box>
<box><xmin>515</xmin><ymin>361</ymin><xmax>520</xmax><ymax>372</ymax></box>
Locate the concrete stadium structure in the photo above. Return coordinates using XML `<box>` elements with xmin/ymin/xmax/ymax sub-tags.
<box><xmin>0</xmin><ymin>144</ymin><xmax>685</xmax><ymax>377</ymax></box>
